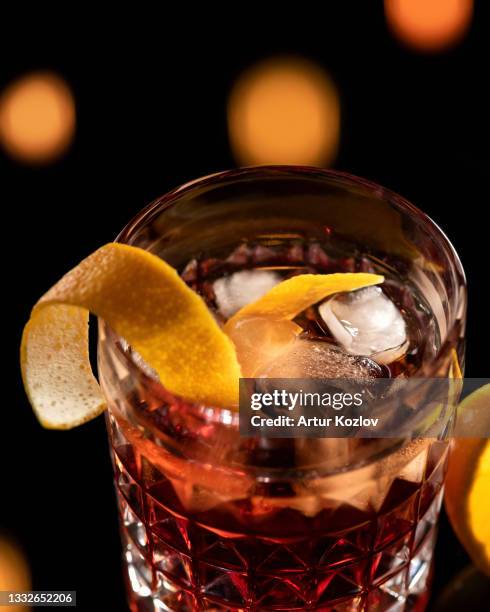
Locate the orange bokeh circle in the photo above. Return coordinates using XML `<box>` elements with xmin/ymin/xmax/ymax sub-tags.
<box><xmin>0</xmin><ymin>71</ymin><xmax>75</xmax><ymax>163</ymax></box>
<box><xmin>385</xmin><ymin>0</ymin><xmax>473</xmax><ymax>52</ymax></box>
<box><xmin>228</xmin><ymin>57</ymin><xmax>340</xmax><ymax>167</ymax></box>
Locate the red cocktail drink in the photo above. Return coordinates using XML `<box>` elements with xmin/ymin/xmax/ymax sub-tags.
<box><xmin>98</xmin><ymin>168</ymin><xmax>465</xmax><ymax>611</ymax></box>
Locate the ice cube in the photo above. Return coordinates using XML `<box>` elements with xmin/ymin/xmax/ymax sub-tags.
<box><xmin>213</xmin><ymin>270</ymin><xmax>280</xmax><ymax>318</ymax></box>
<box><xmin>256</xmin><ymin>340</ymin><xmax>383</xmax><ymax>379</ymax></box>
<box><xmin>318</xmin><ymin>286</ymin><xmax>408</xmax><ymax>364</ymax></box>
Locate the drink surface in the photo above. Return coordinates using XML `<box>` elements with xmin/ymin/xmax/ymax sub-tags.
<box><xmin>100</xmin><ymin>240</ymin><xmax>447</xmax><ymax>611</ymax></box>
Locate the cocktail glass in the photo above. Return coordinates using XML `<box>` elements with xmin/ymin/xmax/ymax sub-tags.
<box><xmin>98</xmin><ymin>167</ymin><xmax>466</xmax><ymax>611</ymax></box>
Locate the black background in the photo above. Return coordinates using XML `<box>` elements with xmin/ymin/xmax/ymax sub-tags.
<box><xmin>1</xmin><ymin>5</ymin><xmax>489</xmax><ymax>611</ymax></box>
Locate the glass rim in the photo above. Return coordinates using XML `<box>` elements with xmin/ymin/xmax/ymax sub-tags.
<box><xmin>116</xmin><ymin>165</ymin><xmax>465</xmax><ymax>285</ymax></box>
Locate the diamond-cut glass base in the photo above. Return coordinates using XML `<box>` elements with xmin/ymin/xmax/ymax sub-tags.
<box><xmin>108</xmin><ymin>412</ymin><xmax>444</xmax><ymax>611</ymax></box>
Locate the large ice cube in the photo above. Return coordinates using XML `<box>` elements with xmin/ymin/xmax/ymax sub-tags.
<box><xmin>256</xmin><ymin>339</ymin><xmax>382</xmax><ymax>379</ymax></box>
<box><xmin>318</xmin><ymin>286</ymin><xmax>408</xmax><ymax>364</ymax></box>
<box><xmin>213</xmin><ymin>270</ymin><xmax>280</xmax><ymax>318</ymax></box>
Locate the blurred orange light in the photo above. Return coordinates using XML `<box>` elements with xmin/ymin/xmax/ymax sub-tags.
<box><xmin>0</xmin><ymin>537</ymin><xmax>31</xmax><ymax>611</ymax></box>
<box><xmin>0</xmin><ymin>72</ymin><xmax>75</xmax><ymax>164</ymax></box>
<box><xmin>228</xmin><ymin>57</ymin><xmax>340</xmax><ymax>167</ymax></box>
<box><xmin>385</xmin><ymin>0</ymin><xmax>473</xmax><ymax>52</ymax></box>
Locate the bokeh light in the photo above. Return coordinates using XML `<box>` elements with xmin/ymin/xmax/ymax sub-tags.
<box><xmin>0</xmin><ymin>537</ymin><xmax>30</xmax><ymax>611</ymax></box>
<box><xmin>0</xmin><ymin>71</ymin><xmax>75</xmax><ymax>164</ymax></box>
<box><xmin>385</xmin><ymin>0</ymin><xmax>473</xmax><ymax>52</ymax></box>
<box><xmin>228</xmin><ymin>57</ymin><xmax>340</xmax><ymax>167</ymax></box>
